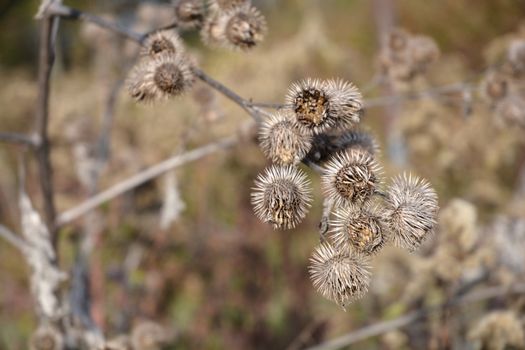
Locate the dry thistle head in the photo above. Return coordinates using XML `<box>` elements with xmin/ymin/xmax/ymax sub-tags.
<box><xmin>258</xmin><ymin>111</ymin><xmax>313</xmax><ymax>165</ymax></box>
<box><xmin>29</xmin><ymin>325</ymin><xmax>63</xmax><ymax>350</ymax></box>
<box><xmin>324</xmin><ymin>79</ymin><xmax>363</xmax><ymax>129</ymax></box>
<box><xmin>321</xmin><ymin>149</ymin><xmax>382</xmax><ymax>206</ymax></box>
<box><xmin>131</xmin><ymin>321</ymin><xmax>172</xmax><ymax>350</ymax></box>
<box><xmin>380</xmin><ymin>29</ymin><xmax>439</xmax><ymax>83</ymax></box>
<box><xmin>286</xmin><ymin>79</ymin><xmax>362</xmax><ymax>134</ymax></box>
<box><xmin>332</xmin><ymin>203</ymin><xmax>388</xmax><ymax>255</ymax></box>
<box><xmin>308</xmin><ymin>242</ymin><xmax>371</xmax><ymax>309</ymax></box>
<box><xmin>494</xmin><ymin>95</ymin><xmax>525</xmax><ymax>128</ymax></box>
<box><xmin>409</xmin><ymin>35</ymin><xmax>440</xmax><ymax>70</ymax></box>
<box><xmin>251</xmin><ymin>165</ymin><xmax>312</xmax><ymax>230</ymax></box>
<box><xmin>385</xmin><ymin>173</ymin><xmax>439</xmax><ymax>252</ymax></box>
<box><xmin>210</xmin><ymin>4</ymin><xmax>267</xmax><ymax>50</ymax></box>
<box><xmin>468</xmin><ymin>311</ymin><xmax>525</xmax><ymax>350</ymax></box>
<box><xmin>127</xmin><ymin>52</ymin><xmax>195</xmax><ymax>103</ymax></box>
<box><xmin>287</xmin><ymin>79</ymin><xmax>331</xmax><ymax>133</ymax></box>
<box><xmin>481</xmin><ymin>71</ymin><xmax>509</xmax><ymax>103</ymax></box>
<box><xmin>208</xmin><ymin>0</ymin><xmax>249</xmax><ymax>12</ymax></box>
<box><xmin>141</xmin><ymin>30</ymin><xmax>184</xmax><ymax>58</ymax></box>
<box><xmin>173</xmin><ymin>0</ymin><xmax>206</xmax><ymax>29</ymax></box>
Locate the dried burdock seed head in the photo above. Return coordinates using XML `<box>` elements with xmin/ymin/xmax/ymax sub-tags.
<box><xmin>324</xmin><ymin>79</ymin><xmax>363</xmax><ymax>129</ymax></box>
<box><xmin>480</xmin><ymin>71</ymin><xmax>509</xmax><ymax>103</ymax></box>
<box><xmin>173</xmin><ymin>0</ymin><xmax>205</xmax><ymax>29</ymax></box>
<box><xmin>287</xmin><ymin>79</ymin><xmax>331</xmax><ymax>133</ymax></box>
<box><xmin>141</xmin><ymin>30</ymin><xmax>184</xmax><ymax>58</ymax></box>
<box><xmin>286</xmin><ymin>79</ymin><xmax>363</xmax><ymax>134</ymax></box>
<box><xmin>321</xmin><ymin>149</ymin><xmax>382</xmax><ymax>206</ymax></box>
<box><xmin>468</xmin><ymin>311</ymin><xmax>525</xmax><ymax>350</ymax></box>
<box><xmin>201</xmin><ymin>14</ymin><xmax>223</xmax><ymax>46</ymax></box>
<box><xmin>385</xmin><ymin>173</ymin><xmax>438</xmax><ymax>252</ymax></box>
<box><xmin>208</xmin><ymin>0</ymin><xmax>249</xmax><ymax>12</ymax></box>
<box><xmin>29</xmin><ymin>325</ymin><xmax>63</xmax><ymax>350</ymax></box>
<box><xmin>251</xmin><ymin>165</ymin><xmax>312</xmax><ymax>230</ymax></box>
<box><xmin>332</xmin><ymin>203</ymin><xmax>388</xmax><ymax>255</ymax></box>
<box><xmin>409</xmin><ymin>35</ymin><xmax>440</xmax><ymax>68</ymax></box>
<box><xmin>508</xmin><ymin>39</ymin><xmax>525</xmax><ymax>75</ymax></box>
<box><xmin>131</xmin><ymin>321</ymin><xmax>172</xmax><ymax>350</ymax></box>
<box><xmin>210</xmin><ymin>4</ymin><xmax>267</xmax><ymax>50</ymax></box>
<box><xmin>127</xmin><ymin>53</ymin><xmax>195</xmax><ymax>103</ymax></box>
<box><xmin>309</xmin><ymin>242</ymin><xmax>371</xmax><ymax>309</ymax></box>
<box><xmin>259</xmin><ymin>111</ymin><xmax>313</xmax><ymax>165</ymax></box>
<box><xmin>494</xmin><ymin>95</ymin><xmax>525</xmax><ymax>128</ymax></box>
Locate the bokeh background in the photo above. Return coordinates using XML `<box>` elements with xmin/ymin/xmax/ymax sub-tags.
<box><xmin>1</xmin><ymin>0</ymin><xmax>525</xmax><ymax>349</ymax></box>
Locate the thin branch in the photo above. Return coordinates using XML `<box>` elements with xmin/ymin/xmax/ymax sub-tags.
<box><xmin>249</xmin><ymin>101</ymin><xmax>288</xmax><ymax>110</ymax></box>
<box><xmin>34</xmin><ymin>12</ymin><xmax>59</xmax><ymax>243</ymax></box>
<box><xmin>142</xmin><ymin>20</ymin><xmax>179</xmax><ymax>39</ymax></box>
<box><xmin>46</xmin><ymin>3</ymin><xmax>492</xmax><ymax>118</ymax></box>
<box><xmin>0</xmin><ymin>132</ymin><xmax>36</xmax><ymax>147</ymax></box>
<box><xmin>0</xmin><ymin>224</ymin><xmax>28</xmax><ymax>252</ymax></box>
<box><xmin>305</xmin><ymin>283</ymin><xmax>525</xmax><ymax>350</ymax></box>
<box><xmin>363</xmin><ymin>82</ymin><xmax>472</xmax><ymax>108</ymax></box>
<box><xmin>48</xmin><ymin>3</ymin><xmax>142</xmax><ymax>42</ymax></box>
<box><xmin>192</xmin><ymin>67</ymin><xmax>264</xmax><ymax>121</ymax></box>
<box><xmin>57</xmin><ymin>135</ymin><xmax>238</xmax><ymax>226</ymax></box>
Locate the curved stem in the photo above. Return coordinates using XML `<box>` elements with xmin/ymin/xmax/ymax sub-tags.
<box><xmin>57</xmin><ymin>135</ymin><xmax>238</xmax><ymax>226</ymax></box>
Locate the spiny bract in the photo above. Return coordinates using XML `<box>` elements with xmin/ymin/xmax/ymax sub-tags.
<box><xmin>203</xmin><ymin>4</ymin><xmax>267</xmax><ymax>50</ymax></box>
<box><xmin>251</xmin><ymin>165</ymin><xmax>312</xmax><ymax>230</ymax></box>
<box><xmin>385</xmin><ymin>173</ymin><xmax>439</xmax><ymax>252</ymax></box>
<box><xmin>309</xmin><ymin>242</ymin><xmax>371</xmax><ymax>309</ymax></box>
<box><xmin>331</xmin><ymin>203</ymin><xmax>388</xmax><ymax>255</ymax></box>
<box><xmin>127</xmin><ymin>52</ymin><xmax>195</xmax><ymax>102</ymax></box>
<box><xmin>258</xmin><ymin>111</ymin><xmax>313</xmax><ymax>165</ymax></box>
<box><xmin>321</xmin><ymin>149</ymin><xmax>382</xmax><ymax>207</ymax></box>
<box><xmin>141</xmin><ymin>30</ymin><xmax>185</xmax><ymax>58</ymax></box>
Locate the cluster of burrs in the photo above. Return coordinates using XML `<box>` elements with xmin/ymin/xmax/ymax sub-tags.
<box><xmin>480</xmin><ymin>37</ymin><xmax>525</xmax><ymax>129</ymax></box>
<box><xmin>250</xmin><ymin>79</ymin><xmax>439</xmax><ymax>309</ymax></box>
<box><xmin>378</xmin><ymin>28</ymin><xmax>440</xmax><ymax>84</ymax></box>
<box><xmin>174</xmin><ymin>0</ymin><xmax>267</xmax><ymax>50</ymax></box>
<box><xmin>127</xmin><ymin>0</ymin><xmax>267</xmax><ymax>103</ymax></box>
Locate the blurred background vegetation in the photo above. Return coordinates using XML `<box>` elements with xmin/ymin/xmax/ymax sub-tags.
<box><xmin>1</xmin><ymin>0</ymin><xmax>525</xmax><ymax>349</ymax></box>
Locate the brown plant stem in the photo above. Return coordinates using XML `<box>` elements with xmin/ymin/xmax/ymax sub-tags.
<box><xmin>0</xmin><ymin>132</ymin><xmax>36</xmax><ymax>147</ymax></box>
<box><xmin>56</xmin><ymin>135</ymin><xmax>239</xmax><ymax>226</ymax></box>
<box><xmin>35</xmin><ymin>13</ymin><xmax>59</xmax><ymax>246</ymax></box>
